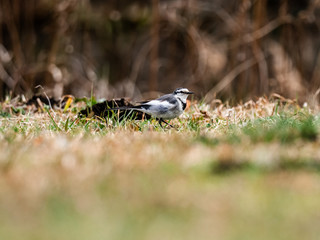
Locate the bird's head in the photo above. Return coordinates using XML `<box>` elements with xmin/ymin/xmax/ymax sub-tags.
<box><xmin>173</xmin><ymin>88</ymin><xmax>194</xmax><ymax>100</ymax></box>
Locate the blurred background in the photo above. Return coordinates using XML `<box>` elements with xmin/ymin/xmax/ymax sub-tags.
<box><xmin>0</xmin><ymin>0</ymin><xmax>319</xmax><ymax>103</ymax></box>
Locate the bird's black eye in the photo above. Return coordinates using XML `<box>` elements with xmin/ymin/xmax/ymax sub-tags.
<box><xmin>176</xmin><ymin>91</ymin><xmax>187</xmax><ymax>94</ymax></box>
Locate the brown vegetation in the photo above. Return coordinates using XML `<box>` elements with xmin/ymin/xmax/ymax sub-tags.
<box><xmin>0</xmin><ymin>0</ymin><xmax>319</xmax><ymax>103</ymax></box>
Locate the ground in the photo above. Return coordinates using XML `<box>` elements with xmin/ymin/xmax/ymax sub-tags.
<box><xmin>0</xmin><ymin>96</ymin><xmax>320</xmax><ymax>240</ymax></box>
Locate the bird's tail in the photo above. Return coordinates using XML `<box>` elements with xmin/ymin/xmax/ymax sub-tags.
<box><xmin>106</xmin><ymin>106</ymin><xmax>141</xmax><ymax>111</ymax></box>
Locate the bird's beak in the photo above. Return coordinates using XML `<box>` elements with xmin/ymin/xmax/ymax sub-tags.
<box><xmin>187</xmin><ymin>91</ymin><xmax>194</xmax><ymax>94</ymax></box>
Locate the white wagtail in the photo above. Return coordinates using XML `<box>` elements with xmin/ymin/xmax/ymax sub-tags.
<box><xmin>109</xmin><ymin>87</ymin><xmax>194</xmax><ymax>127</ymax></box>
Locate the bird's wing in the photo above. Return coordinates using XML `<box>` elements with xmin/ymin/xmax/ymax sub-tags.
<box><xmin>155</xmin><ymin>94</ymin><xmax>178</xmax><ymax>104</ymax></box>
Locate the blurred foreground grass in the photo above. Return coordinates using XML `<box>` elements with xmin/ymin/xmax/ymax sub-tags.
<box><xmin>1</xmin><ymin>97</ymin><xmax>320</xmax><ymax>240</ymax></box>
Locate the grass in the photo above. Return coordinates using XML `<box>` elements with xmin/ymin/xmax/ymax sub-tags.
<box><xmin>1</xmin><ymin>97</ymin><xmax>320</xmax><ymax>240</ymax></box>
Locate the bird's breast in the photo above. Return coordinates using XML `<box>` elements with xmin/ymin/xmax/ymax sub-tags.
<box><xmin>176</xmin><ymin>97</ymin><xmax>186</xmax><ymax>110</ymax></box>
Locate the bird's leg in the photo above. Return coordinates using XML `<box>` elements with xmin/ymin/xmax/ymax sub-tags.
<box><xmin>158</xmin><ymin>118</ymin><xmax>164</xmax><ymax>128</ymax></box>
<box><xmin>160</xmin><ymin>119</ymin><xmax>175</xmax><ymax>128</ymax></box>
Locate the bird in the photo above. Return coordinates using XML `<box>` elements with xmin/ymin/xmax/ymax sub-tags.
<box><xmin>108</xmin><ymin>87</ymin><xmax>194</xmax><ymax>127</ymax></box>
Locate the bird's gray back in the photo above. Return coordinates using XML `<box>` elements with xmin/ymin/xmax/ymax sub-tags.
<box><xmin>156</xmin><ymin>94</ymin><xmax>178</xmax><ymax>104</ymax></box>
